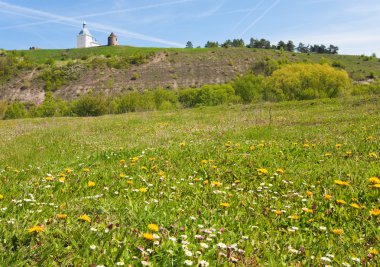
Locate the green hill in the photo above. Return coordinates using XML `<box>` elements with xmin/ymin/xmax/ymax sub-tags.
<box><xmin>1</xmin><ymin>46</ymin><xmax>380</xmax><ymax>105</ymax></box>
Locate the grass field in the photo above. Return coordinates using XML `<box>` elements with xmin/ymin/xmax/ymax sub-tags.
<box><xmin>0</xmin><ymin>96</ymin><xmax>379</xmax><ymax>266</ymax></box>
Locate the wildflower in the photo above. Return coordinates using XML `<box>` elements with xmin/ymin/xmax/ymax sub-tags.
<box><xmin>200</xmin><ymin>243</ymin><xmax>209</xmax><ymax>249</ymax></box>
<box><xmin>324</xmin><ymin>194</ymin><xmax>332</xmax><ymax>200</ymax></box>
<box><xmin>139</xmin><ymin>187</ymin><xmax>148</xmax><ymax>193</ymax></box>
<box><xmin>116</xmin><ymin>262</ymin><xmax>125</xmax><ymax>266</ymax></box>
<box><xmin>79</xmin><ymin>214</ymin><xmax>91</xmax><ymax>222</ymax></box>
<box><xmin>369</xmin><ymin>208</ymin><xmax>380</xmax><ymax>216</ymax></box>
<box><xmin>217</xmin><ymin>243</ymin><xmax>227</xmax><ymax>249</ymax></box>
<box><xmin>369</xmin><ymin>248</ymin><xmax>378</xmax><ymax>255</ymax></box>
<box><xmin>334</xmin><ymin>180</ymin><xmax>350</xmax><ymax>187</ymax></box>
<box><xmin>274</xmin><ymin>210</ymin><xmax>282</xmax><ymax>216</ymax></box>
<box><xmin>302</xmin><ymin>208</ymin><xmax>314</xmax><ymax>213</ymax></box>
<box><xmin>59</xmin><ymin>177</ymin><xmax>65</xmax><ymax>183</ymax></box>
<box><xmin>372</xmin><ymin>184</ymin><xmax>380</xmax><ymax>189</ymax></box>
<box><xmin>324</xmin><ymin>153</ymin><xmax>332</xmax><ymax>157</ymax></box>
<box><xmin>90</xmin><ymin>244</ymin><xmax>96</xmax><ymax>250</ymax></box>
<box><xmin>201</xmin><ymin>160</ymin><xmax>208</xmax><ymax>164</ymax></box>
<box><xmin>0</xmin><ymin>194</ymin><xmax>3</xmax><ymax>200</ymax></box>
<box><xmin>306</xmin><ymin>191</ymin><xmax>313</xmax><ymax>197</ymax></box>
<box><xmin>303</xmin><ymin>144</ymin><xmax>310</xmax><ymax>148</ymax></box>
<box><xmin>198</xmin><ymin>260</ymin><xmax>209</xmax><ymax>267</ymax></box>
<box><xmin>257</xmin><ymin>168</ymin><xmax>268</xmax><ymax>175</ymax></box>
<box><xmin>250</xmin><ymin>145</ymin><xmax>255</xmax><ymax>151</ymax></box>
<box><xmin>57</xmin><ymin>214</ymin><xmax>67</xmax><ymax>219</ymax></box>
<box><xmin>368</xmin><ymin>177</ymin><xmax>380</xmax><ymax>184</ymax></box>
<box><xmin>141</xmin><ymin>166</ymin><xmax>148</xmax><ymax>172</ymax></box>
<box><xmin>211</xmin><ymin>181</ymin><xmax>222</xmax><ymax>187</ymax></box>
<box><xmin>83</xmin><ymin>168</ymin><xmax>90</xmax><ymax>173</ymax></box>
<box><xmin>288</xmin><ymin>214</ymin><xmax>300</xmax><ymax>220</ymax></box>
<box><xmin>127</xmin><ymin>180</ymin><xmax>133</xmax><ymax>185</ymax></box>
<box><xmin>220</xmin><ymin>202</ymin><xmax>230</xmax><ymax>208</ymax></box>
<box><xmin>335</xmin><ymin>144</ymin><xmax>342</xmax><ymax>149</ymax></box>
<box><xmin>119</xmin><ymin>159</ymin><xmax>126</xmax><ymax>164</ymax></box>
<box><xmin>345</xmin><ymin>151</ymin><xmax>352</xmax><ymax>157</ymax></box>
<box><xmin>276</xmin><ymin>168</ymin><xmax>284</xmax><ymax>174</ymax></box>
<box><xmin>369</xmin><ymin>152</ymin><xmax>378</xmax><ymax>158</ymax></box>
<box><xmin>88</xmin><ymin>181</ymin><xmax>96</xmax><ymax>187</ymax></box>
<box><xmin>148</xmin><ymin>224</ymin><xmax>159</xmax><ymax>232</ymax></box>
<box><xmin>184</xmin><ymin>260</ymin><xmax>193</xmax><ymax>266</ymax></box>
<box><xmin>350</xmin><ymin>203</ymin><xmax>363</xmax><ymax>209</ymax></box>
<box><xmin>179</xmin><ymin>142</ymin><xmax>186</xmax><ymax>148</ymax></box>
<box><xmin>336</xmin><ymin>199</ymin><xmax>346</xmax><ymax>205</ymax></box>
<box><xmin>185</xmin><ymin>250</ymin><xmax>193</xmax><ymax>257</ymax></box>
<box><xmin>143</xmin><ymin>233</ymin><xmax>155</xmax><ymax>241</ymax></box>
<box><xmin>320</xmin><ymin>257</ymin><xmax>331</xmax><ymax>262</ymax></box>
<box><xmin>65</xmin><ymin>168</ymin><xmax>73</xmax><ymax>173</ymax></box>
<box><xmin>331</xmin><ymin>229</ymin><xmax>344</xmax><ymax>235</ymax></box>
<box><xmin>27</xmin><ymin>225</ymin><xmax>45</xmax><ymax>233</ymax></box>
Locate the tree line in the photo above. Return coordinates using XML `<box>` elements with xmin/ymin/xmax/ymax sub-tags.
<box><xmin>186</xmin><ymin>38</ymin><xmax>339</xmax><ymax>54</ymax></box>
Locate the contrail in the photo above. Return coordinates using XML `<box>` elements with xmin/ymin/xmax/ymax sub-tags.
<box><xmin>0</xmin><ymin>0</ymin><xmax>185</xmax><ymax>47</ymax></box>
<box><xmin>231</xmin><ymin>0</ymin><xmax>265</xmax><ymax>31</ymax></box>
<box><xmin>239</xmin><ymin>0</ymin><xmax>281</xmax><ymax>38</ymax></box>
<box><xmin>0</xmin><ymin>0</ymin><xmax>196</xmax><ymax>30</ymax></box>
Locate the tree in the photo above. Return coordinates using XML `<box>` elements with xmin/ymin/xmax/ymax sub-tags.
<box><xmin>221</xmin><ymin>39</ymin><xmax>233</xmax><ymax>48</ymax></box>
<box><xmin>328</xmin><ymin>45</ymin><xmax>339</xmax><ymax>54</ymax></box>
<box><xmin>232</xmin><ymin>39</ymin><xmax>245</xmax><ymax>47</ymax></box>
<box><xmin>286</xmin><ymin>40</ymin><xmax>295</xmax><ymax>52</ymax></box>
<box><xmin>186</xmin><ymin>41</ymin><xmax>193</xmax><ymax>49</ymax></box>
<box><xmin>277</xmin><ymin>41</ymin><xmax>286</xmax><ymax>50</ymax></box>
<box><xmin>297</xmin><ymin>43</ymin><xmax>309</xmax><ymax>53</ymax></box>
<box><xmin>205</xmin><ymin>41</ymin><xmax>219</xmax><ymax>48</ymax></box>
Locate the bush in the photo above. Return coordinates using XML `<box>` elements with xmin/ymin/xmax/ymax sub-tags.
<box><xmin>233</xmin><ymin>74</ymin><xmax>264</xmax><ymax>103</ymax></box>
<box><xmin>33</xmin><ymin>92</ymin><xmax>69</xmax><ymax>117</ymax></box>
<box><xmin>0</xmin><ymin>101</ymin><xmax>7</xmax><ymax>119</ymax></box>
<box><xmin>70</xmin><ymin>92</ymin><xmax>109</xmax><ymax>117</ymax></box>
<box><xmin>265</xmin><ymin>63</ymin><xmax>351</xmax><ymax>101</ymax></box>
<box><xmin>4</xmin><ymin>102</ymin><xmax>28</xmax><ymax>119</ymax></box>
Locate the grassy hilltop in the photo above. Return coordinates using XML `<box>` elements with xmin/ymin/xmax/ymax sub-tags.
<box><xmin>0</xmin><ymin>96</ymin><xmax>379</xmax><ymax>265</ymax></box>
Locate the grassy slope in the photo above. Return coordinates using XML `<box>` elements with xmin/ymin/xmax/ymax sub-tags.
<box><xmin>0</xmin><ymin>96</ymin><xmax>379</xmax><ymax>266</ymax></box>
<box><xmin>14</xmin><ymin>46</ymin><xmax>380</xmax><ymax>79</ymax></box>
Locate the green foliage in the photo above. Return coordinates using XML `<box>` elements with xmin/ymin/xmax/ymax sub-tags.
<box><xmin>352</xmin><ymin>80</ymin><xmax>380</xmax><ymax>96</ymax></box>
<box><xmin>0</xmin><ymin>101</ymin><xmax>7</xmax><ymax>119</ymax></box>
<box><xmin>4</xmin><ymin>102</ymin><xmax>28</xmax><ymax>119</ymax></box>
<box><xmin>233</xmin><ymin>74</ymin><xmax>264</xmax><ymax>103</ymax></box>
<box><xmin>39</xmin><ymin>63</ymin><xmax>84</xmax><ymax>91</ymax></box>
<box><xmin>265</xmin><ymin>63</ymin><xmax>351</xmax><ymax>101</ymax></box>
<box><xmin>70</xmin><ymin>92</ymin><xmax>109</xmax><ymax>117</ymax></box>
<box><xmin>33</xmin><ymin>92</ymin><xmax>69</xmax><ymax>117</ymax></box>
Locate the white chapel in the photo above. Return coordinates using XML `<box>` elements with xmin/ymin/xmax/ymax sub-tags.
<box><xmin>77</xmin><ymin>22</ymin><xmax>101</xmax><ymax>48</ymax></box>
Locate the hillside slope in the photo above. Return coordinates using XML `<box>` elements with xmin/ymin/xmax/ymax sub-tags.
<box><xmin>1</xmin><ymin>46</ymin><xmax>380</xmax><ymax>104</ymax></box>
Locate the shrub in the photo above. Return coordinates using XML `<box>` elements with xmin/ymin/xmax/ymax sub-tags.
<box><xmin>198</xmin><ymin>84</ymin><xmax>236</xmax><ymax>106</ymax></box>
<box><xmin>265</xmin><ymin>63</ymin><xmax>351</xmax><ymax>101</ymax></box>
<box><xmin>33</xmin><ymin>92</ymin><xmax>69</xmax><ymax>117</ymax></box>
<box><xmin>70</xmin><ymin>92</ymin><xmax>109</xmax><ymax>117</ymax></box>
<box><xmin>233</xmin><ymin>74</ymin><xmax>264</xmax><ymax>103</ymax></box>
<box><xmin>4</xmin><ymin>102</ymin><xmax>28</xmax><ymax>119</ymax></box>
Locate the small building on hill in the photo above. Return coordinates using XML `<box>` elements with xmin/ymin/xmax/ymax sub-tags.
<box><xmin>77</xmin><ymin>22</ymin><xmax>100</xmax><ymax>48</ymax></box>
<box><xmin>108</xmin><ymin>32</ymin><xmax>119</xmax><ymax>46</ymax></box>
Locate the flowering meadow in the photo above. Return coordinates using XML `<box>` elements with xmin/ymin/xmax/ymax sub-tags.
<box><xmin>0</xmin><ymin>96</ymin><xmax>379</xmax><ymax>266</ymax></box>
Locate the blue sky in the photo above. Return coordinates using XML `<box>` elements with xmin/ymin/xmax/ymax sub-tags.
<box><xmin>0</xmin><ymin>0</ymin><xmax>379</xmax><ymax>55</ymax></box>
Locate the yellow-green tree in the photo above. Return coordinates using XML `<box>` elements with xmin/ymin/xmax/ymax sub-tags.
<box><xmin>265</xmin><ymin>63</ymin><xmax>351</xmax><ymax>101</ymax></box>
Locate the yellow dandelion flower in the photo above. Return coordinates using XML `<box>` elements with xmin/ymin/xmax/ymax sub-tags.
<box><xmin>88</xmin><ymin>181</ymin><xmax>96</xmax><ymax>187</ymax></box>
<box><xmin>158</xmin><ymin>170</ymin><xmax>165</xmax><ymax>178</ymax></box>
<box><xmin>148</xmin><ymin>224</ymin><xmax>159</xmax><ymax>232</ymax></box>
<box><xmin>119</xmin><ymin>159</ymin><xmax>126</xmax><ymax>164</ymax></box>
<box><xmin>274</xmin><ymin>210</ymin><xmax>283</xmax><ymax>216</ymax></box>
<box><xmin>203</xmin><ymin>180</ymin><xmax>209</xmax><ymax>185</ymax></box>
<box><xmin>139</xmin><ymin>187</ymin><xmax>148</xmax><ymax>193</ymax></box>
<box><xmin>289</xmin><ymin>214</ymin><xmax>300</xmax><ymax>220</ymax></box>
<box><xmin>369</xmin><ymin>248</ymin><xmax>378</xmax><ymax>255</ymax></box>
<box><xmin>336</xmin><ymin>199</ymin><xmax>346</xmax><ymax>204</ymax></box>
<box><xmin>324</xmin><ymin>194</ymin><xmax>333</xmax><ymax>200</ymax></box>
<box><xmin>212</xmin><ymin>165</ymin><xmax>218</xmax><ymax>170</ymax></box>
<box><xmin>45</xmin><ymin>176</ymin><xmax>54</xmax><ymax>181</ymax></box>
<box><xmin>28</xmin><ymin>225</ymin><xmax>45</xmax><ymax>233</ymax></box>
<box><xmin>57</xmin><ymin>214</ymin><xmax>68</xmax><ymax>219</ymax></box>
<box><xmin>334</xmin><ymin>180</ymin><xmax>350</xmax><ymax>187</ymax></box>
<box><xmin>83</xmin><ymin>168</ymin><xmax>90</xmax><ymax>173</ymax></box>
<box><xmin>143</xmin><ymin>233</ymin><xmax>155</xmax><ymax>241</ymax></box>
<box><xmin>220</xmin><ymin>202</ymin><xmax>230</xmax><ymax>208</ymax></box>
<box><xmin>369</xmin><ymin>208</ymin><xmax>380</xmax><ymax>216</ymax></box>
<box><xmin>119</xmin><ymin>173</ymin><xmax>126</xmax><ymax>178</ymax></box>
<box><xmin>179</xmin><ymin>142</ymin><xmax>186</xmax><ymax>148</ymax></box>
<box><xmin>79</xmin><ymin>214</ymin><xmax>91</xmax><ymax>222</ymax></box>
<box><xmin>59</xmin><ymin>177</ymin><xmax>65</xmax><ymax>183</ymax></box>
<box><xmin>302</xmin><ymin>208</ymin><xmax>314</xmax><ymax>213</ymax></box>
<box><xmin>127</xmin><ymin>180</ymin><xmax>133</xmax><ymax>185</ymax></box>
<box><xmin>368</xmin><ymin>177</ymin><xmax>380</xmax><ymax>184</ymax></box>
<box><xmin>369</xmin><ymin>152</ymin><xmax>378</xmax><ymax>158</ymax></box>
<box><xmin>311</xmin><ymin>144</ymin><xmax>316</xmax><ymax>148</ymax></box>
<box><xmin>257</xmin><ymin>168</ymin><xmax>268</xmax><ymax>175</ymax></box>
<box><xmin>332</xmin><ymin>229</ymin><xmax>344</xmax><ymax>235</ymax></box>
<box><xmin>350</xmin><ymin>203</ymin><xmax>363</xmax><ymax>209</ymax></box>
<box><xmin>141</xmin><ymin>166</ymin><xmax>148</xmax><ymax>172</ymax></box>
<box><xmin>335</xmin><ymin>144</ymin><xmax>342</xmax><ymax>149</ymax></box>
<box><xmin>201</xmin><ymin>160</ymin><xmax>208</xmax><ymax>164</ymax></box>
<box><xmin>0</xmin><ymin>194</ymin><xmax>3</xmax><ymax>200</ymax></box>
<box><xmin>372</xmin><ymin>184</ymin><xmax>380</xmax><ymax>189</ymax></box>
<box><xmin>306</xmin><ymin>191</ymin><xmax>313</xmax><ymax>197</ymax></box>
<box><xmin>250</xmin><ymin>145</ymin><xmax>255</xmax><ymax>151</ymax></box>
<box><xmin>325</xmin><ymin>153</ymin><xmax>332</xmax><ymax>157</ymax></box>
<box><xmin>303</xmin><ymin>144</ymin><xmax>310</xmax><ymax>148</ymax></box>
<box><xmin>211</xmin><ymin>181</ymin><xmax>222</xmax><ymax>187</ymax></box>
<box><xmin>64</xmin><ymin>168</ymin><xmax>73</xmax><ymax>173</ymax></box>
<box><xmin>276</xmin><ymin>168</ymin><xmax>285</xmax><ymax>174</ymax></box>
<box><xmin>345</xmin><ymin>151</ymin><xmax>352</xmax><ymax>157</ymax></box>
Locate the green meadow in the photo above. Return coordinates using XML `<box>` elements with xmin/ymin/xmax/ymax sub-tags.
<box><xmin>0</xmin><ymin>96</ymin><xmax>379</xmax><ymax>266</ymax></box>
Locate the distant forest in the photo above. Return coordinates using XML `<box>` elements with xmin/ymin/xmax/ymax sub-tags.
<box><xmin>187</xmin><ymin>38</ymin><xmax>339</xmax><ymax>55</ymax></box>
